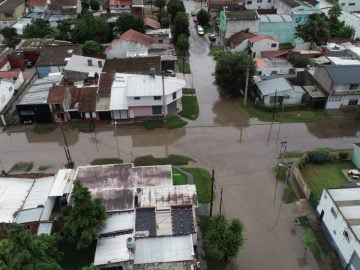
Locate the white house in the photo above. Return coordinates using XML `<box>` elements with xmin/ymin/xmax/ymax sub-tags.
<box><xmin>256</xmin><ymin>77</ymin><xmax>304</xmax><ymax>105</ymax></box>
<box><xmin>317</xmin><ymin>188</ymin><xmax>360</xmax><ymax>269</ymax></box>
<box><xmin>28</xmin><ymin>0</ymin><xmax>49</xmax><ymax>13</ymax></box>
<box><xmin>230</xmin><ymin>31</ymin><xmax>256</xmax><ymax>52</ymax></box>
<box><xmin>338</xmin><ymin>0</ymin><xmax>360</xmax><ymax>12</ymax></box>
<box><xmin>255</xmin><ymin>57</ymin><xmax>296</xmax><ymax>78</ymax></box>
<box><xmin>340</xmin><ymin>11</ymin><xmax>360</xmax><ymax>39</ymax></box>
<box><xmin>108</xmin><ymin>0</ymin><xmax>132</xmax><ymax>14</ymax></box>
<box><xmin>109</xmin><ymin>73</ymin><xmax>186</xmax><ymax>120</ymax></box>
<box><xmin>248</xmin><ymin>34</ymin><xmax>279</xmax><ymax>58</ymax></box>
<box><xmin>245</xmin><ymin>0</ymin><xmax>274</xmax><ymax>10</ymax></box>
<box><xmin>0</xmin><ymin>71</ymin><xmax>24</xmax><ymax>112</ymax></box>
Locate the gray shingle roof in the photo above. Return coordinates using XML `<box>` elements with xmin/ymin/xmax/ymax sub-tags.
<box><xmin>323</xmin><ymin>65</ymin><xmax>360</xmax><ymax>85</ymax></box>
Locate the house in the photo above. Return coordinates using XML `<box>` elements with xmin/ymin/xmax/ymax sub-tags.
<box><xmin>47</xmin><ymin>85</ymin><xmax>73</xmax><ymax>122</ymax></box>
<box><xmin>275</xmin><ymin>0</ymin><xmax>319</xmax><ymax>25</ymax></box>
<box><xmin>0</xmin><ymin>71</ymin><xmax>24</xmax><ymax>111</ymax></box>
<box><xmin>36</xmin><ymin>44</ymin><xmax>82</xmax><ymax>78</ymax></box>
<box><xmin>338</xmin><ymin>0</ymin><xmax>360</xmax><ymax>12</ymax></box>
<box><xmin>353</xmin><ymin>143</ymin><xmax>360</xmax><ymax>169</ymax></box>
<box><xmin>109</xmin><ymin>73</ymin><xmax>185</xmax><ymax>120</ymax></box>
<box><xmin>255</xmin><ymin>57</ymin><xmax>296</xmax><ymax>78</ymax></box>
<box><xmin>208</xmin><ymin>0</ymin><xmax>273</xmax><ymax>13</ymax></box>
<box><xmin>0</xmin><ymin>0</ymin><xmax>26</xmax><ymax>29</ymax></box>
<box><xmin>258</xmin><ymin>14</ymin><xmax>299</xmax><ymax>44</ymax></box>
<box><xmin>17</xmin><ymin>73</ymin><xmax>62</xmax><ymax>124</ymax></box>
<box><xmin>219</xmin><ymin>10</ymin><xmax>260</xmax><ymax>43</ymax></box>
<box><xmin>256</xmin><ymin>77</ymin><xmax>304</xmax><ymax>105</ymax></box>
<box><xmin>63</xmin><ymin>55</ymin><xmax>104</xmax><ymax>83</ymax></box>
<box><xmin>313</xmin><ymin>65</ymin><xmax>360</xmax><ymax>109</ymax></box>
<box><xmin>74</xmin><ymin>163</ymin><xmax>198</xmax><ymax>269</ymax></box>
<box><xmin>144</xmin><ymin>16</ymin><xmax>160</xmax><ymax>30</ymax></box>
<box><xmin>108</xmin><ymin>0</ymin><xmax>132</xmax><ymax>14</ymax></box>
<box><xmin>14</xmin><ymin>38</ymin><xmax>55</xmax><ymax>66</ymax></box>
<box><xmin>103</xmin><ymin>56</ymin><xmax>161</xmax><ymax>74</ymax></box>
<box><xmin>105</xmin><ymin>29</ymin><xmax>174</xmax><ymax>59</ymax></box>
<box><xmin>316</xmin><ymin>188</ymin><xmax>360</xmax><ymax>269</ymax></box>
<box><xmin>248</xmin><ymin>34</ymin><xmax>279</xmax><ymax>58</ymax></box>
<box><xmin>131</xmin><ymin>0</ymin><xmax>143</xmax><ymax>16</ymax></box>
<box><xmin>339</xmin><ymin>11</ymin><xmax>360</xmax><ymax>39</ymax></box>
<box><xmin>145</xmin><ymin>28</ymin><xmax>171</xmax><ymax>44</ymax></box>
<box><xmin>230</xmin><ymin>31</ymin><xmax>256</xmax><ymax>52</ymax></box>
<box><xmin>12</xmin><ymin>17</ymin><xmax>33</xmax><ymax>36</ymax></box>
<box><xmin>96</xmin><ymin>72</ymin><xmax>114</xmax><ymax>120</ymax></box>
<box><xmin>28</xmin><ymin>0</ymin><xmax>49</xmax><ymax>13</ymax></box>
<box><xmin>49</xmin><ymin>0</ymin><xmax>77</xmax><ymax>16</ymax></box>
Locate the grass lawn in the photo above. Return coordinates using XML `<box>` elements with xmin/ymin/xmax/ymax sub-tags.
<box><xmin>198</xmin><ymin>216</ymin><xmax>228</xmax><ymax>270</ymax></box>
<box><xmin>278</xmin><ymin>151</ymin><xmax>304</xmax><ymax>159</ymax></box>
<box><xmin>59</xmin><ymin>241</ymin><xmax>96</xmax><ymax>270</ymax></box>
<box><xmin>182</xmin><ymin>88</ymin><xmax>196</xmax><ymax>95</ymax></box>
<box><xmin>33</xmin><ymin>123</ymin><xmax>57</xmax><ymax>134</ymax></box>
<box><xmin>183</xmin><ymin>168</ymin><xmax>212</xmax><ymax>203</ymax></box>
<box><xmin>237</xmin><ymin>100</ymin><xmax>331</xmax><ymax>123</ymax></box>
<box><xmin>90</xmin><ymin>158</ymin><xmax>123</xmax><ymax>165</ymax></box>
<box><xmin>283</xmin><ymin>185</ymin><xmax>297</xmax><ymax>203</ymax></box>
<box><xmin>177</xmin><ymin>60</ymin><xmax>191</xmax><ymax>74</ymax></box>
<box><xmin>145</xmin><ymin>116</ymin><xmax>187</xmax><ymax>129</ymax></box>
<box><xmin>172</xmin><ymin>167</ymin><xmax>188</xmax><ymax>185</ymax></box>
<box><xmin>179</xmin><ymin>96</ymin><xmax>199</xmax><ymax>120</ymax></box>
<box><xmin>9</xmin><ymin>162</ymin><xmax>33</xmax><ymax>173</ymax></box>
<box><xmin>301</xmin><ymin>161</ymin><xmax>355</xmax><ymax>199</ymax></box>
<box><xmin>133</xmin><ymin>154</ymin><xmax>194</xmax><ymax>166</ymax></box>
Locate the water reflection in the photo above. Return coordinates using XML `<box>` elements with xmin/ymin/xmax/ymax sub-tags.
<box><xmin>306</xmin><ymin>118</ymin><xmax>360</xmax><ymax>138</ymax></box>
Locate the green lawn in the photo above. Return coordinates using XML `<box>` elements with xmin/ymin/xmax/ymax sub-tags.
<box><xmin>59</xmin><ymin>241</ymin><xmax>96</xmax><ymax>270</ymax></box>
<box><xmin>177</xmin><ymin>60</ymin><xmax>191</xmax><ymax>74</ymax></box>
<box><xmin>182</xmin><ymin>88</ymin><xmax>196</xmax><ymax>95</ymax></box>
<box><xmin>182</xmin><ymin>168</ymin><xmax>212</xmax><ymax>203</ymax></box>
<box><xmin>301</xmin><ymin>161</ymin><xmax>355</xmax><ymax>199</ymax></box>
<box><xmin>9</xmin><ymin>162</ymin><xmax>33</xmax><ymax>173</ymax></box>
<box><xmin>133</xmin><ymin>154</ymin><xmax>194</xmax><ymax>166</ymax></box>
<box><xmin>179</xmin><ymin>96</ymin><xmax>199</xmax><ymax>120</ymax></box>
<box><xmin>90</xmin><ymin>158</ymin><xmax>123</xmax><ymax>165</ymax></box>
<box><xmin>237</xmin><ymin>100</ymin><xmax>331</xmax><ymax>123</ymax></box>
<box><xmin>172</xmin><ymin>167</ymin><xmax>188</xmax><ymax>185</ymax></box>
<box><xmin>145</xmin><ymin>116</ymin><xmax>187</xmax><ymax>129</ymax></box>
<box><xmin>278</xmin><ymin>151</ymin><xmax>304</xmax><ymax>159</ymax></box>
<box><xmin>283</xmin><ymin>185</ymin><xmax>297</xmax><ymax>203</ymax></box>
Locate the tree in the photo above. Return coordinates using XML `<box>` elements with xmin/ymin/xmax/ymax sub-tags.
<box><xmin>64</xmin><ymin>180</ymin><xmax>106</xmax><ymax>250</ymax></box>
<box><xmin>167</xmin><ymin>0</ymin><xmax>185</xmax><ymax>22</ymax></box>
<box><xmin>83</xmin><ymin>40</ymin><xmax>101</xmax><ymax>54</ymax></box>
<box><xmin>295</xmin><ymin>13</ymin><xmax>329</xmax><ymax>45</ymax></box>
<box><xmin>0</xmin><ymin>225</ymin><xmax>62</xmax><ymax>269</ymax></box>
<box><xmin>328</xmin><ymin>1</ymin><xmax>342</xmax><ymax>23</ymax></box>
<box><xmin>23</xmin><ymin>19</ymin><xmax>56</xmax><ymax>38</ymax></box>
<box><xmin>72</xmin><ymin>13</ymin><xmax>111</xmax><ymax>43</ymax></box>
<box><xmin>215</xmin><ymin>52</ymin><xmax>255</xmax><ymax>96</ymax></box>
<box><xmin>56</xmin><ymin>20</ymin><xmax>71</xmax><ymax>40</ymax></box>
<box><xmin>197</xmin><ymin>9</ymin><xmax>210</xmax><ymax>26</ymax></box>
<box><xmin>159</xmin><ymin>12</ymin><xmax>170</xmax><ymax>27</ymax></box>
<box><xmin>177</xmin><ymin>33</ymin><xmax>189</xmax><ymax>51</ymax></box>
<box><xmin>173</xmin><ymin>12</ymin><xmax>189</xmax><ymax>41</ymax></box>
<box><xmin>289</xmin><ymin>55</ymin><xmax>310</xmax><ymax>68</ymax></box>
<box><xmin>81</xmin><ymin>0</ymin><xmax>90</xmax><ymax>10</ymax></box>
<box><xmin>155</xmin><ymin>0</ymin><xmax>166</xmax><ymax>12</ymax></box>
<box><xmin>115</xmin><ymin>13</ymin><xmax>145</xmax><ymax>34</ymax></box>
<box><xmin>90</xmin><ymin>0</ymin><xmax>100</xmax><ymax>11</ymax></box>
<box><xmin>205</xmin><ymin>214</ymin><xmax>245</xmax><ymax>262</ymax></box>
<box><xmin>1</xmin><ymin>27</ymin><xmax>17</xmax><ymax>48</ymax></box>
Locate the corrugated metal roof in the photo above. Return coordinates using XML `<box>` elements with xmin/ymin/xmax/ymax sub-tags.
<box><xmin>16</xmin><ymin>207</ymin><xmax>43</xmax><ymax>223</ymax></box>
<box><xmin>64</xmin><ymin>55</ymin><xmax>104</xmax><ymax>74</ymax></box>
<box><xmin>134</xmin><ymin>235</ymin><xmax>194</xmax><ymax>264</ymax></box>
<box><xmin>323</xmin><ymin>65</ymin><xmax>360</xmax><ymax>84</ymax></box>
<box><xmin>0</xmin><ymin>178</ymin><xmax>34</xmax><ymax>223</ymax></box>
<box><xmin>110</xmin><ymin>74</ymin><xmax>128</xmax><ymax>111</ymax></box>
<box><xmin>98</xmin><ymin>211</ymin><xmax>135</xmax><ymax>235</ymax></box>
<box><xmin>22</xmin><ymin>176</ymin><xmax>54</xmax><ymax>210</ymax></box>
<box><xmin>259</xmin><ymin>14</ymin><xmax>293</xmax><ymax>23</ymax></box>
<box><xmin>256</xmin><ymin>77</ymin><xmax>293</xmax><ymax>96</ymax></box>
<box><xmin>94</xmin><ymin>234</ymin><xmax>134</xmax><ymax>266</ymax></box>
<box><xmin>49</xmin><ymin>169</ymin><xmax>74</xmax><ymax>197</ymax></box>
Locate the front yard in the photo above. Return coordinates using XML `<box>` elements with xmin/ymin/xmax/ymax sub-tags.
<box><xmin>301</xmin><ymin>161</ymin><xmax>355</xmax><ymax>199</ymax></box>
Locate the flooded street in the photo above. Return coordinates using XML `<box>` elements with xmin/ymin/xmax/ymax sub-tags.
<box><xmin>1</xmin><ymin>1</ymin><xmax>360</xmax><ymax>269</ymax></box>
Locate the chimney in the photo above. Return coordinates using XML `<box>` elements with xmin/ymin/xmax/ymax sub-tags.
<box><xmin>87</xmin><ymin>59</ymin><xmax>93</xmax><ymax>66</ymax></box>
<box><xmin>98</xmin><ymin>61</ymin><xmax>102</xmax><ymax>68</ymax></box>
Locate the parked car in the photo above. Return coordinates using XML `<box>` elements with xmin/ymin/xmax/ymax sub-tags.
<box><xmin>197</xmin><ymin>25</ymin><xmax>204</xmax><ymax>36</ymax></box>
<box><xmin>348</xmin><ymin>169</ymin><xmax>360</xmax><ymax>179</ymax></box>
<box><xmin>164</xmin><ymin>70</ymin><xmax>176</xmax><ymax>77</ymax></box>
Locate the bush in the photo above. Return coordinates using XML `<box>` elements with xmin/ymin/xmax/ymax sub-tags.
<box><xmin>289</xmin><ymin>55</ymin><xmax>310</xmax><ymax>68</ymax></box>
<box><xmin>338</xmin><ymin>152</ymin><xmax>349</xmax><ymax>160</ymax></box>
<box><xmin>82</xmin><ymin>40</ymin><xmax>101</xmax><ymax>54</ymax></box>
<box><xmin>133</xmin><ymin>154</ymin><xmax>194</xmax><ymax>166</ymax></box>
<box><xmin>307</xmin><ymin>148</ymin><xmax>330</xmax><ymax>164</ymax></box>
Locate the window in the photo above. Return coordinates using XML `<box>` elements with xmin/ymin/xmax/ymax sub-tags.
<box><xmin>154</xmin><ymin>96</ymin><xmax>161</xmax><ymax>100</ymax></box>
<box><xmin>343</xmin><ymin>230</ymin><xmax>351</xmax><ymax>243</ymax></box>
<box><xmin>349</xmin><ymin>84</ymin><xmax>358</xmax><ymax>90</ymax></box>
<box><xmin>331</xmin><ymin>207</ymin><xmax>337</xmax><ymax>219</ymax></box>
<box><xmin>247</xmin><ymin>0</ymin><xmax>252</xmax><ymax>4</ymax></box>
<box><xmin>271</xmin><ymin>43</ymin><xmax>277</xmax><ymax>48</ymax></box>
<box><xmin>348</xmin><ymin>99</ymin><xmax>358</xmax><ymax>106</ymax></box>
<box><xmin>172</xmin><ymin>92</ymin><xmax>177</xmax><ymax>100</ymax></box>
<box><xmin>134</xmin><ymin>97</ymin><xmax>140</xmax><ymax>100</ymax></box>
<box><xmin>268</xmin><ymin>0</ymin><xmax>271</xmax><ymax>2</ymax></box>
<box><xmin>4</xmin><ymin>12</ymin><xmax>12</xmax><ymax>17</ymax></box>
<box><xmin>257</xmin><ymin>0</ymin><xmax>262</xmax><ymax>3</ymax></box>
<box><xmin>349</xmin><ymin>3</ymin><xmax>355</xmax><ymax>6</ymax></box>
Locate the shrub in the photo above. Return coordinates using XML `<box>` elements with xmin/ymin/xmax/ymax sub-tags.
<box><xmin>289</xmin><ymin>55</ymin><xmax>310</xmax><ymax>68</ymax></box>
<box><xmin>338</xmin><ymin>152</ymin><xmax>349</xmax><ymax>160</ymax></box>
<box><xmin>298</xmin><ymin>158</ymin><xmax>307</xmax><ymax>169</ymax></box>
<box><xmin>307</xmin><ymin>148</ymin><xmax>330</xmax><ymax>164</ymax></box>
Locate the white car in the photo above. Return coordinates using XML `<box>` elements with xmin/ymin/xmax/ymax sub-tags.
<box><xmin>197</xmin><ymin>25</ymin><xmax>204</xmax><ymax>36</ymax></box>
<box><xmin>348</xmin><ymin>169</ymin><xmax>360</xmax><ymax>179</ymax></box>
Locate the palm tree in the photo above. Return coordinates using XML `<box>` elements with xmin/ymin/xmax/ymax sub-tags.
<box><xmin>328</xmin><ymin>1</ymin><xmax>342</xmax><ymax>23</ymax></box>
<box><xmin>295</xmin><ymin>14</ymin><xmax>329</xmax><ymax>45</ymax></box>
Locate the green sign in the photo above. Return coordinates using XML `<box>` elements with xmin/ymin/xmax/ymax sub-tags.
<box><xmin>219</xmin><ymin>11</ymin><xmax>226</xmax><ymax>33</ymax></box>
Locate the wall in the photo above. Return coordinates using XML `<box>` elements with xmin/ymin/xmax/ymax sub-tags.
<box><xmin>37</xmin><ymin>65</ymin><xmax>63</xmax><ymax>79</ymax></box>
<box><xmin>274</xmin><ymin>0</ymin><xmax>292</xmax><ymax>14</ymax></box>
<box><xmin>251</xmin><ymin>38</ymin><xmax>279</xmax><ymax>58</ymax></box>
<box><xmin>339</xmin><ymin>0</ymin><xmax>360</xmax><ymax>12</ymax></box>
<box><xmin>106</xmin><ymin>40</ymin><xmax>149</xmax><ymax>59</ymax></box>
<box><xmin>231</xmin><ymin>40</ymin><xmax>249</xmax><ymax>52</ymax></box>
<box><xmin>0</xmin><ymin>2</ymin><xmax>25</xmax><ymax>21</ymax></box>
<box><xmin>314</xmin><ymin>67</ymin><xmax>332</xmax><ymax>93</ymax></box>
<box><xmin>0</xmin><ymin>80</ymin><xmax>16</xmax><ymax>112</ymax></box>
<box><xmin>134</xmin><ymin>261</ymin><xmax>194</xmax><ymax>270</ymax></box>
<box><xmin>326</xmin><ymin>94</ymin><xmax>360</xmax><ymax>109</ymax></box>
<box><xmin>263</xmin><ymin>88</ymin><xmax>303</xmax><ymax>105</ymax></box>
<box><xmin>225</xmin><ymin>20</ymin><xmax>260</xmax><ymax>40</ymax></box>
<box><xmin>353</xmin><ymin>145</ymin><xmax>360</xmax><ymax>169</ymax></box>
<box><xmin>257</xmin><ymin>66</ymin><xmax>294</xmax><ymax>77</ymax></box>
<box><xmin>293</xmin><ymin>166</ymin><xmax>311</xmax><ymax>199</ymax></box>
<box><xmin>258</xmin><ymin>21</ymin><xmax>297</xmax><ymax>44</ymax></box>
<box><xmin>316</xmin><ymin>190</ymin><xmax>360</xmax><ymax>267</ymax></box>
<box><xmin>245</xmin><ymin>0</ymin><xmax>273</xmax><ymax>10</ymax></box>
<box><xmin>31</xmin><ymin>5</ymin><xmax>48</xmax><ymax>13</ymax></box>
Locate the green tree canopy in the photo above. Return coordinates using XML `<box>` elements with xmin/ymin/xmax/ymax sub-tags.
<box><xmin>205</xmin><ymin>214</ymin><xmax>245</xmax><ymax>262</ymax></box>
<box><xmin>295</xmin><ymin>13</ymin><xmax>329</xmax><ymax>45</ymax></box>
<box><xmin>0</xmin><ymin>225</ymin><xmax>62</xmax><ymax>270</ymax></box>
<box><xmin>64</xmin><ymin>180</ymin><xmax>106</xmax><ymax>250</ymax></box>
<box><xmin>155</xmin><ymin>0</ymin><xmax>166</xmax><ymax>12</ymax></box>
<box><xmin>215</xmin><ymin>52</ymin><xmax>255</xmax><ymax>96</ymax></box>
<box><xmin>1</xmin><ymin>27</ymin><xmax>17</xmax><ymax>48</ymax></box>
<box><xmin>72</xmin><ymin>13</ymin><xmax>111</xmax><ymax>43</ymax></box>
<box><xmin>328</xmin><ymin>1</ymin><xmax>342</xmax><ymax>23</ymax></box>
<box><xmin>176</xmin><ymin>33</ymin><xmax>189</xmax><ymax>51</ymax></box>
<box><xmin>90</xmin><ymin>0</ymin><xmax>100</xmax><ymax>11</ymax></box>
<box><xmin>56</xmin><ymin>20</ymin><xmax>71</xmax><ymax>40</ymax></box>
<box><xmin>173</xmin><ymin>12</ymin><xmax>189</xmax><ymax>41</ymax></box>
<box><xmin>83</xmin><ymin>40</ymin><xmax>101</xmax><ymax>54</ymax></box>
<box><xmin>81</xmin><ymin>0</ymin><xmax>90</xmax><ymax>10</ymax></box>
<box><xmin>115</xmin><ymin>13</ymin><xmax>145</xmax><ymax>34</ymax></box>
<box><xmin>23</xmin><ymin>19</ymin><xmax>56</xmax><ymax>38</ymax></box>
<box><xmin>167</xmin><ymin>0</ymin><xmax>185</xmax><ymax>22</ymax></box>
<box><xmin>197</xmin><ymin>9</ymin><xmax>210</xmax><ymax>26</ymax></box>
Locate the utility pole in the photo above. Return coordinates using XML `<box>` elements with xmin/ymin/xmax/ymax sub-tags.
<box><xmin>161</xmin><ymin>72</ymin><xmax>167</xmax><ymax>124</ymax></box>
<box><xmin>273</xmin><ymin>141</ymin><xmax>287</xmax><ymax>205</ymax></box>
<box><xmin>243</xmin><ymin>66</ymin><xmax>250</xmax><ymax>106</ymax></box>
<box><xmin>219</xmin><ymin>187</ymin><xmax>224</xmax><ymax>214</ymax></box>
<box><xmin>114</xmin><ymin>121</ymin><xmax>121</xmax><ymax>160</ymax></box>
<box><xmin>59</xmin><ymin>119</ymin><xmax>72</xmax><ymax>165</ymax></box>
<box><xmin>210</xmin><ymin>169</ymin><xmax>215</xmax><ymax>217</ymax></box>
<box><xmin>272</xmin><ymin>90</ymin><xmax>277</xmax><ymax>120</ymax></box>
<box><xmin>182</xmin><ymin>54</ymin><xmax>185</xmax><ymax>76</ymax></box>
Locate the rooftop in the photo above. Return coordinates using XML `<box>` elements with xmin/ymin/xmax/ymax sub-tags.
<box><xmin>37</xmin><ymin>222</ymin><xmax>53</xmax><ymax>235</ymax></box>
<box><xmin>98</xmin><ymin>72</ymin><xmax>114</xmax><ymax>95</ymax></box>
<box><xmin>135</xmin><ymin>208</ymin><xmax>157</xmax><ymax>237</ymax></box>
<box><xmin>49</xmin><ymin>169</ymin><xmax>74</xmax><ymax>197</ymax></box>
<box><xmin>249</xmin><ymin>34</ymin><xmax>278</xmax><ymax>43</ymax></box>
<box><xmin>98</xmin><ymin>211</ymin><xmax>135</xmax><ymax>236</ymax></box>
<box><xmin>134</xmin><ymin>235</ymin><xmax>194</xmax><ymax>264</ymax></box>
<box><xmin>16</xmin><ymin>207</ymin><xmax>43</xmax><ymax>224</ymax></box>
<box><xmin>64</xmin><ymin>55</ymin><xmax>104</xmax><ymax>74</ymax></box>
<box><xmin>328</xmin><ymin>57</ymin><xmax>360</xmax><ymax>66</ymax></box>
<box><xmin>225</xmin><ymin>10</ymin><xmax>258</xmax><ymax>21</ymax></box>
<box><xmin>22</xmin><ymin>176</ymin><xmax>54</xmax><ymax>210</ymax></box>
<box><xmin>259</xmin><ymin>14</ymin><xmax>293</xmax><ymax>23</ymax></box>
<box><xmin>230</xmin><ymin>31</ymin><xmax>256</xmax><ymax>48</ymax></box>
<box><xmin>0</xmin><ymin>0</ymin><xmax>24</xmax><ymax>12</ymax></box>
<box><xmin>172</xmin><ymin>205</ymin><xmax>195</xmax><ymax>236</ymax></box>
<box><xmin>28</xmin><ymin>0</ymin><xmax>48</xmax><ymax>7</ymax></box>
<box><xmin>36</xmin><ymin>44</ymin><xmax>82</xmax><ymax>66</ymax></box>
<box><xmin>144</xmin><ymin>17</ymin><xmax>160</xmax><ymax>29</ymax></box>
<box><xmin>17</xmin><ymin>38</ymin><xmax>53</xmax><ymax>52</ymax></box>
<box><xmin>322</xmin><ymin>65</ymin><xmax>360</xmax><ymax>84</ymax></box>
<box><xmin>47</xmin><ymin>85</ymin><xmax>74</xmax><ymax>104</ymax></box>
<box><xmin>280</xmin><ymin>0</ymin><xmax>319</xmax><ymax>8</ymax></box>
<box><xmin>78</xmin><ymin>86</ymin><xmax>97</xmax><ymax>112</ymax></box>
<box><xmin>255</xmin><ymin>57</ymin><xmax>293</xmax><ymax>69</ymax></box>
<box><xmin>302</xmin><ymin>85</ymin><xmax>326</xmax><ymax>98</ymax></box>
<box><xmin>103</xmin><ymin>56</ymin><xmax>161</xmax><ymax>75</ymax></box>
<box><xmin>256</xmin><ymin>77</ymin><xmax>293</xmax><ymax>95</ymax></box>
<box><xmin>0</xmin><ymin>71</ymin><xmax>20</xmax><ymax>80</ymax></box>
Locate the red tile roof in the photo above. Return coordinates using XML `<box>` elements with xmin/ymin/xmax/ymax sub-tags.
<box><xmin>0</xmin><ymin>71</ymin><xmax>20</xmax><ymax>79</ymax></box>
<box><xmin>49</xmin><ymin>0</ymin><xmax>77</xmax><ymax>9</ymax></box>
<box><xmin>109</xmin><ymin>0</ymin><xmax>132</xmax><ymax>6</ymax></box>
<box><xmin>144</xmin><ymin>17</ymin><xmax>161</xmax><ymax>30</ymax></box>
<box><xmin>28</xmin><ymin>0</ymin><xmax>48</xmax><ymax>7</ymax></box>
<box><xmin>98</xmin><ymin>72</ymin><xmax>114</xmax><ymax>95</ymax></box>
<box><xmin>230</xmin><ymin>31</ymin><xmax>256</xmax><ymax>48</ymax></box>
<box><xmin>118</xmin><ymin>29</ymin><xmax>156</xmax><ymax>44</ymax></box>
<box><xmin>79</xmin><ymin>87</ymin><xmax>97</xmax><ymax>112</ymax></box>
<box><xmin>248</xmin><ymin>34</ymin><xmax>278</xmax><ymax>43</ymax></box>
<box><xmin>48</xmin><ymin>86</ymin><xmax>74</xmax><ymax>104</ymax></box>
